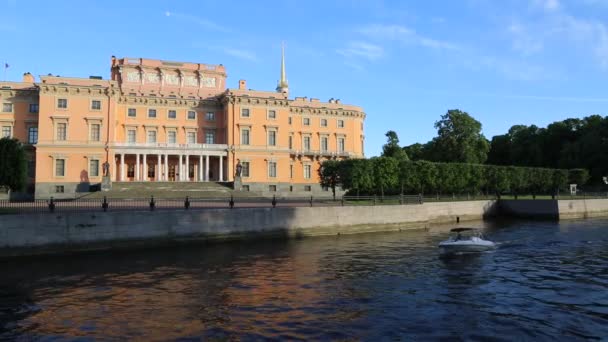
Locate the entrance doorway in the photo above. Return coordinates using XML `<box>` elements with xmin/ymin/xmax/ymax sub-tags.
<box><xmin>168</xmin><ymin>165</ymin><xmax>176</xmax><ymax>181</ymax></box>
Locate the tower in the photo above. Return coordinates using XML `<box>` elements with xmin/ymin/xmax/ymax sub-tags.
<box><xmin>276</xmin><ymin>42</ymin><xmax>288</xmax><ymax>94</ymax></box>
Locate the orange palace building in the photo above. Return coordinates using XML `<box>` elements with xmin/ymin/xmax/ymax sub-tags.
<box><xmin>0</xmin><ymin>51</ymin><xmax>365</xmax><ymax>198</ymax></box>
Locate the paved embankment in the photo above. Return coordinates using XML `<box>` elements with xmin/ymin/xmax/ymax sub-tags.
<box><xmin>0</xmin><ymin>201</ymin><xmax>497</xmax><ymax>257</ymax></box>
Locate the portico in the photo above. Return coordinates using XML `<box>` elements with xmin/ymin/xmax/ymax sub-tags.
<box><xmin>111</xmin><ymin>143</ymin><xmax>228</xmax><ymax>182</ymax></box>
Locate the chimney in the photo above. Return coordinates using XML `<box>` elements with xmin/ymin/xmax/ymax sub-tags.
<box><xmin>22</xmin><ymin>72</ymin><xmax>35</xmax><ymax>83</ymax></box>
<box><xmin>239</xmin><ymin>79</ymin><xmax>246</xmax><ymax>90</ymax></box>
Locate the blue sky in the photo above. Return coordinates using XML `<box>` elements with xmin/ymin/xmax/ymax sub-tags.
<box><xmin>2</xmin><ymin>0</ymin><xmax>608</xmax><ymax>156</ymax></box>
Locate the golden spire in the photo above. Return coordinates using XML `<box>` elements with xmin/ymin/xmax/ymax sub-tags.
<box><xmin>276</xmin><ymin>42</ymin><xmax>288</xmax><ymax>94</ymax></box>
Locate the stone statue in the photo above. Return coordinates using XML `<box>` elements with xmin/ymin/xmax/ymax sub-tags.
<box><xmin>102</xmin><ymin>161</ymin><xmax>110</xmax><ymax>177</ymax></box>
<box><xmin>235</xmin><ymin>162</ymin><xmax>242</xmax><ymax>177</ymax></box>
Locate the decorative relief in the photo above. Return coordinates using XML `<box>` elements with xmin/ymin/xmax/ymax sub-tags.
<box><xmin>165</xmin><ymin>74</ymin><xmax>179</xmax><ymax>86</ymax></box>
<box><xmin>184</xmin><ymin>75</ymin><xmax>198</xmax><ymax>87</ymax></box>
<box><xmin>126</xmin><ymin>71</ymin><xmax>140</xmax><ymax>83</ymax></box>
<box><xmin>201</xmin><ymin>76</ymin><xmax>216</xmax><ymax>87</ymax></box>
<box><xmin>146</xmin><ymin>73</ymin><xmax>160</xmax><ymax>84</ymax></box>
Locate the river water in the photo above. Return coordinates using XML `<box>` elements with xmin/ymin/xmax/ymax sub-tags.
<box><xmin>1</xmin><ymin>219</ymin><xmax>608</xmax><ymax>341</ymax></box>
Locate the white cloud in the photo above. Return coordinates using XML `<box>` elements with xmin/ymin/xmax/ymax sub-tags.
<box><xmin>221</xmin><ymin>48</ymin><xmax>257</xmax><ymax>62</ymax></box>
<box><xmin>531</xmin><ymin>0</ymin><xmax>560</xmax><ymax>11</ymax></box>
<box><xmin>507</xmin><ymin>23</ymin><xmax>544</xmax><ymax>55</ymax></box>
<box><xmin>164</xmin><ymin>11</ymin><xmax>230</xmax><ymax>32</ymax></box>
<box><xmin>336</xmin><ymin>41</ymin><xmax>384</xmax><ymax>60</ymax></box>
<box><xmin>358</xmin><ymin>24</ymin><xmax>460</xmax><ymax>51</ymax></box>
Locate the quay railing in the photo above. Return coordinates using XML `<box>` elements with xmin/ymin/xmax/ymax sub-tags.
<box><xmin>0</xmin><ymin>194</ymin><xmax>423</xmax><ymax>215</ymax></box>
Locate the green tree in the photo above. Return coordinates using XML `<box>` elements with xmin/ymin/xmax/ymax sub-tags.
<box><xmin>398</xmin><ymin>160</ymin><xmax>419</xmax><ymax>194</ymax></box>
<box><xmin>402</xmin><ymin>143</ymin><xmax>425</xmax><ymax>161</ymax></box>
<box><xmin>415</xmin><ymin>160</ymin><xmax>438</xmax><ymax>194</ymax></box>
<box><xmin>382</xmin><ymin>131</ymin><xmax>408</xmax><ymax>160</ymax></box>
<box><xmin>349</xmin><ymin>159</ymin><xmax>374</xmax><ymax>195</ymax></box>
<box><xmin>427</xmin><ymin>109</ymin><xmax>490</xmax><ymax>164</ymax></box>
<box><xmin>0</xmin><ymin>138</ymin><xmax>27</xmax><ymax>192</ymax></box>
<box><xmin>371</xmin><ymin>157</ymin><xmax>399</xmax><ymax>198</ymax></box>
<box><xmin>485</xmin><ymin>165</ymin><xmax>509</xmax><ymax>198</ymax></box>
<box><xmin>569</xmin><ymin>169</ymin><xmax>590</xmax><ymax>186</ymax></box>
<box><xmin>318</xmin><ymin>160</ymin><xmax>341</xmax><ymax>200</ymax></box>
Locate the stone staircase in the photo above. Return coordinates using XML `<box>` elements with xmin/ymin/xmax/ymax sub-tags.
<box><xmin>80</xmin><ymin>181</ymin><xmax>262</xmax><ymax>199</ymax></box>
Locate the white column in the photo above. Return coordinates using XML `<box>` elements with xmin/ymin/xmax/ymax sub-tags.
<box><xmin>185</xmin><ymin>154</ymin><xmax>190</xmax><ymax>182</ymax></box>
<box><xmin>199</xmin><ymin>155</ymin><xmax>203</xmax><ymax>181</ymax></box>
<box><xmin>113</xmin><ymin>155</ymin><xmax>118</xmax><ymax>182</ymax></box>
<box><xmin>205</xmin><ymin>155</ymin><xmax>210</xmax><ymax>181</ymax></box>
<box><xmin>143</xmin><ymin>154</ymin><xmax>148</xmax><ymax>181</ymax></box>
<box><xmin>120</xmin><ymin>153</ymin><xmax>125</xmax><ymax>181</ymax></box>
<box><xmin>164</xmin><ymin>154</ymin><xmax>169</xmax><ymax>181</ymax></box>
<box><xmin>178</xmin><ymin>154</ymin><xmax>183</xmax><ymax>181</ymax></box>
<box><xmin>135</xmin><ymin>154</ymin><xmax>140</xmax><ymax>181</ymax></box>
<box><xmin>219</xmin><ymin>156</ymin><xmax>224</xmax><ymax>182</ymax></box>
<box><xmin>157</xmin><ymin>154</ymin><xmax>161</xmax><ymax>181</ymax></box>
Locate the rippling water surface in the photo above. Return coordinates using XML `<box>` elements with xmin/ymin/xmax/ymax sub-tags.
<box><xmin>1</xmin><ymin>219</ymin><xmax>608</xmax><ymax>340</ymax></box>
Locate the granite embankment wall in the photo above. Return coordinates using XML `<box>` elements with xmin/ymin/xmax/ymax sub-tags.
<box><xmin>499</xmin><ymin>199</ymin><xmax>608</xmax><ymax>220</ymax></box>
<box><xmin>0</xmin><ymin>201</ymin><xmax>497</xmax><ymax>257</ymax></box>
<box><xmin>3</xmin><ymin>199</ymin><xmax>608</xmax><ymax>257</ymax></box>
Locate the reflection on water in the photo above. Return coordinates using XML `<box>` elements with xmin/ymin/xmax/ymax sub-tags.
<box><xmin>1</xmin><ymin>219</ymin><xmax>608</xmax><ymax>340</ymax></box>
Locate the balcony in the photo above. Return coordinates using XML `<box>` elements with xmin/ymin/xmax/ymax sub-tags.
<box><xmin>290</xmin><ymin>149</ymin><xmax>351</xmax><ymax>158</ymax></box>
<box><xmin>111</xmin><ymin>142</ymin><xmax>228</xmax><ymax>152</ymax></box>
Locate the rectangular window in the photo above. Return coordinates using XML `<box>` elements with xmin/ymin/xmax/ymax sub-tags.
<box><xmin>187</xmin><ymin>132</ymin><xmax>196</xmax><ymax>144</ymax></box>
<box><xmin>55</xmin><ymin>185</ymin><xmax>64</xmax><ymax>193</ymax></box>
<box><xmin>290</xmin><ymin>165</ymin><xmax>293</xmax><ymax>179</ymax></box>
<box><xmin>167</xmin><ymin>131</ymin><xmax>176</xmax><ymax>144</ymax></box>
<box><xmin>321</xmin><ymin>119</ymin><xmax>327</xmax><ymax>127</ymax></box>
<box><xmin>288</xmin><ymin>117</ymin><xmax>292</xmax><ymax>125</ymax></box>
<box><xmin>321</xmin><ymin>137</ymin><xmax>328</xmax><ymax>152</ymax></box>
<box><xmin>1</xmin><ymin>126</ymin><xmax>11</xmax><ymax>138</ymax></box>
<box><xmin>206</xmin><ymin>112</ymin><xmax>215</xmax><ymax>121</ymax></box>
<box><xmin>241</xmin><ymin>128</ymin><xmax>250</xmax><ymax>145</ymax></box>
<box><xmin>303</xmin><ymin>136</ymin><xmax>311</xmax><ymax>151</ymax></box>
<box><xmin>148</xmin><ymin>108</ymin><xmax>157</xmax><ymax>118</ymax></box>
<box><xmin>90</xmin><ymin>123</ymin><xmax>100</xmax><ymax>141</ymax></box>
<box><xmin>187</xmin><ymin>111</ymin><xmax>196</xmax><ymax>120</ymax></box>
<box><xmin>304</xmin><ymin>165</ymin><xmax>311</xmax><ymax>179</ymax></box>
<box><xmin>147</xmin><ymin>130</ymin><xmax>157</xmax><ymax>143</ymax></box>
<box><xmin>127</xmin><ymin>129</ymin><xmax>136</xmax><ymax>143</ymax></box>
<box><xmin>205</xmin><ymin>130</ymin><xmax>215</xmax><ymax>144</ymax></box>
<box><xmin>128</xmin><ymin>108</ymin><xmax>136</xmax><ymax>117</ymax></box>
<box><xmin>241</xmin><ymin>108</ymin><xmax>250</xmax><ymax>117</ymax></box>
<box><xmin>28</xmin><ymin>127</ymin><xmax>38</xmax><ymax>144</ymax></box>
<box><xmin>57</xmin><ymin>123</ymin><xmax>67</xmax><ymax>141</ymax></box>
<box><xmin>304</xmin><ymin>185</ymin><xmax>312</xmax><ymax>192</ymax></box>
<box><xmin>268</xmin><ymin>130</ymin><xmax>276</xmax><ymax>146</ymax></box>
<box><xmin>127</xmin><ymin>164</ymin><xmax>134</xmax><ymax>178</ymax></box>
<box><xmin>242</xmin><ymin>185</ymin><xmax>250</xmax><ymax>191</ymax></box>
<box><xmin>288</xmin><ymin>136</ymin><xmax>293</xmax><ymax>149</ymax></box>
<box><xmin>2</xmin><ymin>103</ymin><xmax>12</xmax><ymax>112</ymax></box>
<box><xmin>168</xmin><ymin>110</ymin><xmax>177</xmax><ymax>119</ymax></box>
<box><xmin>241</xmin><ymin>161</ymin><xmax>250</xmax><ymax>177</ymax></box>
<box><xmin>91</xmin><ymin>100</ymin><xmax>101</xmax><ymax>110</ymax></box>
<box><xmin>269</xmin><ymin>185</ymin><xmax>277</xmax><ymax>192</ymax></box>
<box><xmin>268</xmin><ymin>110</ymin><xmax>276</xmax><ymax>119</ymax></box>
<box><xmin>55</xmin><ymin>159</ymin><xmax>65</xmax><ymax>177</ymax></box>
<box><xmin>268</xmin><ymin>161</ymin><xmax>277</xmax><ymax>178</ymax></box>
<box><xmin>90</xmin><ymin>159</ymin><xmax>99</xmax><ymax>177</ymax></box>
<box><xmin>57</xmin><ymin>98</ymin><xmax>67</xmax><ymax>109</ymax></box>
<box><xmin>303</xmin><ymin>118</ymin><xmax>310</xmax><ymax>126</ymax></box>
<box><xmin>338</xmin><ymin>137</ymin><xmax>345</xmax><ymax>152</ymax></box>
<box><xmin>338</xmin><ymin>120</ymin><xmax>345</xmax><ymax>128</ymax></box>
<box><xmin>29</xmin><ymin>103</ymin><xmax>39</xmax><ymax>113</ymax></box>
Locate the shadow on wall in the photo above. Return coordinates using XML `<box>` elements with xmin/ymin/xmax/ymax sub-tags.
<box><xmin>77</xmin><ymin>170</ymin><xmax>91</xmax><ymax>193</ymax></box>
<box><xmin>497</xmin><ymin>199</ymin><xmax>559</xmax><ymax>220</ymax></box>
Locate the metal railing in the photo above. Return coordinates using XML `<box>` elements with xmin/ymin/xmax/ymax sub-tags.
<box><xmin>0</xmin><ymin>194</ymin><xmax>425</xmax><ymax>215</ymax></box>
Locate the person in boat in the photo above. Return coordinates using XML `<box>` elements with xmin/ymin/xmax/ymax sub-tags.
<box><xmin>456</xmin><ymin>232</ymin><xmax>462</xmax><ymax>241</ymax></box>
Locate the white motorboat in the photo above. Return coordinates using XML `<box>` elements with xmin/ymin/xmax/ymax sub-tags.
<box><xmin>438</xmin><ymin>228</ymin><xmax>496</xmax><ymax>253</ymax></box>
